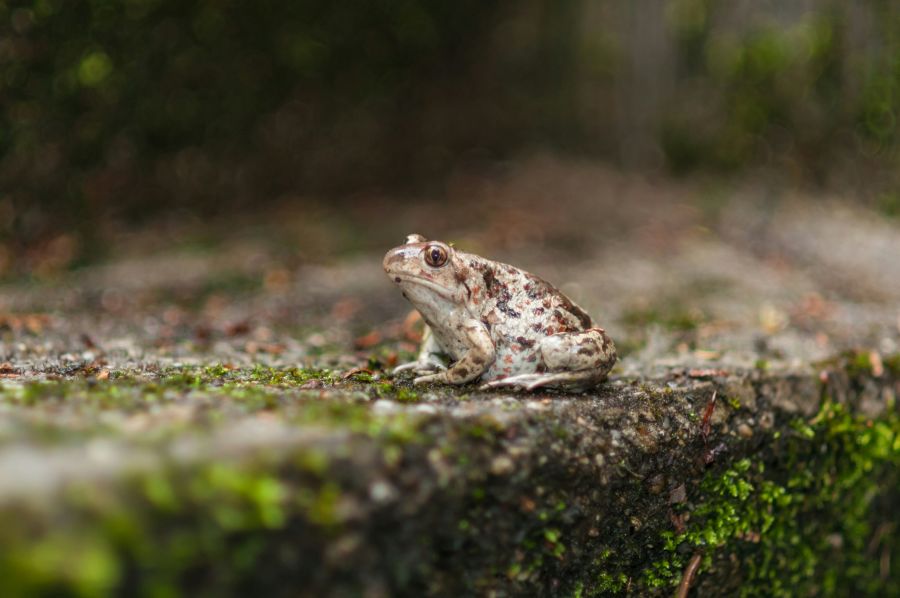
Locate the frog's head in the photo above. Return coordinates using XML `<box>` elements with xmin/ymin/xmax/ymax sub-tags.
<box><xmin>383</xmin><ymin>234</ymin><xmax>465</xmax><ymax>304</ymax></box>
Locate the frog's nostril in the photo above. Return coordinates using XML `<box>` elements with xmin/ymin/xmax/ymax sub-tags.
<box><xmin>384</xmin><ymin>247</ymin><xmax>412</xmax><ymax>271</ymax></box>
<box><xmin>394</xmin><ymin>277</ymin><xmax>401</xmax><ymax>283</ymax></box>
<box><xmin>383</xmin><ymin>250</ymin><xmax>399</xmax><ymax>272</ymax></box>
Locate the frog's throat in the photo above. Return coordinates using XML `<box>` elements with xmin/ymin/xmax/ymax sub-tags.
<box><xmin>394</xmin><ymin>275</ymin><xmax>455</xmax><ymax>300</ymax></box>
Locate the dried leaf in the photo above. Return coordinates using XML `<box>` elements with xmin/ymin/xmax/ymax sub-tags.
<box><xmin>263</xmin><ymin>268</ymin><xmax>292</xmax><ymax>292</ymax></box>
<box><xmin>670</xmin><ymin>511</ymin><xmax>687</xmax><ymax>534</ymax></box>
<box><xmin>354</xmin><ymin>330</ymin><xmax>382</xmax><ymax>349</ymax></box>
<box><xmin>224</xmin><ymin>320</ymin><xmax>252</xmax><ymax>337</ymax></box>
<box><xmin>80</xmin><ymin>333</ymin><xmax>98</xmax><ymax>349</ymax></box>
<box><xmin>0</xmin><ymin>313</ymin><xmax>52</xmax><ymax>334</ymax></box>
<box><xmin>688</xmin><ymin>368</ymin><xmax>729</xmax><ymax>379</ymax></box>
<box><xmin>0</xmin><ymin>362</ymin><xmax>18</xmax><ymax>378</ymax></box>
<box><xmin>193</xmin><ymin>325</ymin><xmax>212</xmax><ymax>342</ymax></box>
<box><xmin>870</xmin><ymin>351</ymin><xmax>884</xmax><ymax>377</ymax></box>
<box><xmin>790</xmin><ymin>293</ymin><xmax>833</xmax><ymax>322</ymax></box>
<box><xmin>245</xmin><ymin>341</ymin><xmax>285</xmax><ymax>355</ymax></box>
<box><xmin>402</xmin><ymin>310</ymin><xmax>423</xmax><ymax>342</ymax></box>
<box><xmin>331</xmin><ymin>298</ymin><xmax>362</xmax><ymax>322</ymax></box>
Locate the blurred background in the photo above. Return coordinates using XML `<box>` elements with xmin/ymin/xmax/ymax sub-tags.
<box><xmin>1</xmin><ymin>5</ymin><xmax>900</xmax><ymax>596</ymax></box>
<box><xmin>2</xmin><ymin>0</ymin><xmax>900</xmax><ymax>278</ymax></box>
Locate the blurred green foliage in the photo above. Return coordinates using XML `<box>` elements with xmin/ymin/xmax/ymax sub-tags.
<box><xmin>1</xmin><ymin>0</ymin><xmax>900</xmax><ymax>270</ymax></box>
<box><xmin>0</xmin><ymin>0</ymin><xmax>512</xmax><ymax>258</ymax></box>
<box><xmin>661</xmin><ymin>1</ymin><xmax>900</xmax><ymax>178</ymax></box>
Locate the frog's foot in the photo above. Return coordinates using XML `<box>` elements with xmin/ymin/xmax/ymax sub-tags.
<box><xmin>480</xmin><ymin>360</ymin><xmax>614</xmax><ymax>392</ymax></box>
<box><xmin>393</xmin><ymin>359</ymin><xmax>447</xmax><ymax>377</ymax></box>
<box><xmin>480</xmin><ymin>373</ymin><xmax>561</xmax><ymax>392</ymax></box>
<box><xmin>413</xmin><ymin>371</ymin><xmax>448</xmax><ymax>385</ymax></box>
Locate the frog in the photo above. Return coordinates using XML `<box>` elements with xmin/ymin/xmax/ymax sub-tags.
<box><xmin>383</xmin><ymin>234</ymin><xmax>616</xmax><ymax>391</ymax></box>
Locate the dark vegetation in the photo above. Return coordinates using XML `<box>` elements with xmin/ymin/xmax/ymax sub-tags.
<box><xmin>3</xmin><ymin>1</ymin><xmax>900</xmax><ymax>272</ymax></box>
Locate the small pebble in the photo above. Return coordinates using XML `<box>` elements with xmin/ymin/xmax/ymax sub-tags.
<box><xmin>490</xmin><ymin>455</ymin><xmax>514</xmax><ymax>475</ymax></box>
<box><xmin>369</xmin><ymin>480</ymin><xmax>397</xmax><ymax>503</ymax></box>
<box><xmin>647</xmin><ymin>474</ymin><xmax>666</xmax><ymax>495</ymax></box>
<box><xmin>372</xmin><ymin>400</ymin><xmax>399</xmax><ymax>414</ymax></box>
<box><xmin>668</xmin><ymin>484</ymin><xmax>687</xmax><ymax>504</ymax></box>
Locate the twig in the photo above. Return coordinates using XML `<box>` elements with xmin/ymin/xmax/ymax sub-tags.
<box><xmin>867</xmin><ymin>522</ymin><xmax>894</xmax><ymax>555</ymax></box>
<box><xmin>618</xmin><ymin>460</ymin><xmax>645</xmax><ymax>480</ymax></box>
<box><xmin>675</xmin><ymin>552</ymin><xmax>703</xmax><ymax>598</ymax></box>
<box><xmin>700</xmin><ymin>390</ymin><xmax>718</xmax><ymax>443</ymax></box>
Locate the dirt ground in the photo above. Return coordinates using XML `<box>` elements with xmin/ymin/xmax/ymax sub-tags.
<box><xmin>6</xmin><ymin>157</ymin><xmax>900</xmax><ymax>368</ymax></box>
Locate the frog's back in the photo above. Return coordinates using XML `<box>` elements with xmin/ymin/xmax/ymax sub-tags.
<box><xmin>458</xmin><ymin>253</ymin><xmax>594</xmax><ymax>378</ymax></box>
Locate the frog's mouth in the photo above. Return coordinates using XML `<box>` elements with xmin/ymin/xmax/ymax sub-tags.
<box><xmin>391</xmin><ymin>274</ymin><xmax>455</xmax><ymax>300</ymax></box>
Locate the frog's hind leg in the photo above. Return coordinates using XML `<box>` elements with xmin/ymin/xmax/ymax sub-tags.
<box><xmin>481</xmin><ymin>372</ymin><xmax>563</xmax><ymax>391</ymax></box>
<box><xmin>482</xmin><ymin>328</ymin><xmax>616</xmax><ymax>391</ymax></box>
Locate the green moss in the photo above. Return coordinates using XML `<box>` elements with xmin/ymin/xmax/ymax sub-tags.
<box><xmin>372</xmin><ymin>381</ymin><xmax>394</xmax><ymax>397</ymax></box>
<box><xmin>1</xmin><ymin>353</ymin><xmax>443</xmax><ymax>595</ymax></box>
<box><xmin>395</xmin><ymin>388</ymin><xmax>421</xmax><ymax>403</ymax></box>
<box><xmin>195</xmin><ymin>465</ymin><xmax>288</xmax><ymax>530</ymax></box>
<box><xmin>297</xmin><ymin>482</ymin><xmax>342</xmax><ymax>528</ymax></box>
<box><xmin>0</xmin><ymin>399</ymin><xmax>430</xmax><ymax>596</ymax></box>
<box><xmin>346</xmin><ymin>370</ymin><xmax>375</xmax><ymax>383</ymax></box>
<box><xmin>154</xmin><ymin>364</ymin><xmax>338</xmax><ymax>388</ymax></box>
<box><xmin>637</xmin><ymin>398</ymin><xmax>900</xmax><ymax>596</ymax></box>
<box><xmin>877</xmin><ymin>192</ymin><xmax>900</xmax><ymax>219</ymax></box>
<box><xmin>883</xmin><ymin>353</ymin><xmax>900</xmax><ymax>377</ymax></box>
<box><xmin>142</xmin><ymin>475</ymin><xmax>180</xmax><ymax>512</ymax></box>
<box><xmin>818</xmin><ymin>349</ymin><xmax>900</xmax><ymax>380</ymax></box>
<box><xmin>595</xmin><ymin>570</ymin><xmax>629</xmax><ymax>594</ymax></box>
<box><xmin>245</xmin><ymin>365</ymin><xmax>337</xmax><ymax>386</ymax></box>
<box><xmin>1</xmin><ymin>532</ymin><xmax>120</xmax><ymax>597</ymax></box>
<box><xmin>846</xmin><ymin>350</ymin><xmax>875</xmax><ymax>378</ymax></box>
<box><xmin>464</xmin><ymin>417</ymin><xmax>506</xmax><ymax>441</ymax></box>
<box><xmin>572</xmin><ymin>580</ymin><xmax>585</xmax><ymax>598</ymax></box>
<box><xmin>725</xmin><ymin>395</ymin><xmax>742</xmax><ymax>410</ymax></box>
<box><xmin>543</xmin><ymin>528</ymin><xmax>566</xmax><ymax>558</ymax></box>
<box><xmin>0</xmin><ymin>366</ymin><xmax>439</xmax><ymax>438</ymax></box>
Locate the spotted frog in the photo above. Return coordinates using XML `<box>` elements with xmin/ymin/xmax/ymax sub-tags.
<box><xmin>383</xmin><ymin>234</ymin><xmax>616</xmax><ymax>391</ymax></box>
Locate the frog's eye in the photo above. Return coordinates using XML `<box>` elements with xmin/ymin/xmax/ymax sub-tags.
<box><xmin>423</xmin><ymin>244</ymin><xmax>448</xmax><ymax>268</ymax></box>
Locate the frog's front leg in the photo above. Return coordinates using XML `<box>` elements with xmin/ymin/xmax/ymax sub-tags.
<box><xmin>393</xmin><ymin>325</ymin><xmax>448</xmax><ymax>375</ymax></box>
<box><xmin>482</xmin><ymin>327</ymin><xmax>616</xmax><ymax>391</ymax></box>
<box><xmin>414</xmin><ymin>320</ymin><xmax>495</xmax><ymax>385</ymax></box>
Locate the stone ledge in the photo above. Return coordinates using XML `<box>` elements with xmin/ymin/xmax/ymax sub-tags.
<box><xmin>0</xmin><ymin>354</ymin><xmax>895</xmax><ymax>596</ymax></box>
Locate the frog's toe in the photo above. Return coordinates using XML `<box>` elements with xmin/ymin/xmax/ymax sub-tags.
<box><xmin>522</xmin><ymin>376</ymin><xmax>559</xmax><ymax>391</ymax></box>
<box><xmin>413</xmin><ymin>372</ymin><xmax>446</xmax><ymax>385</ymax></box>
<box><xmin>481</xmin><ymin>373</ymin><xmax>555</xmax><ymax>391</ymax></box>
<box><xmin>393</xmin><ymin>361</ymin><xmax>446</xmax><ymax>376</ymax></box>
